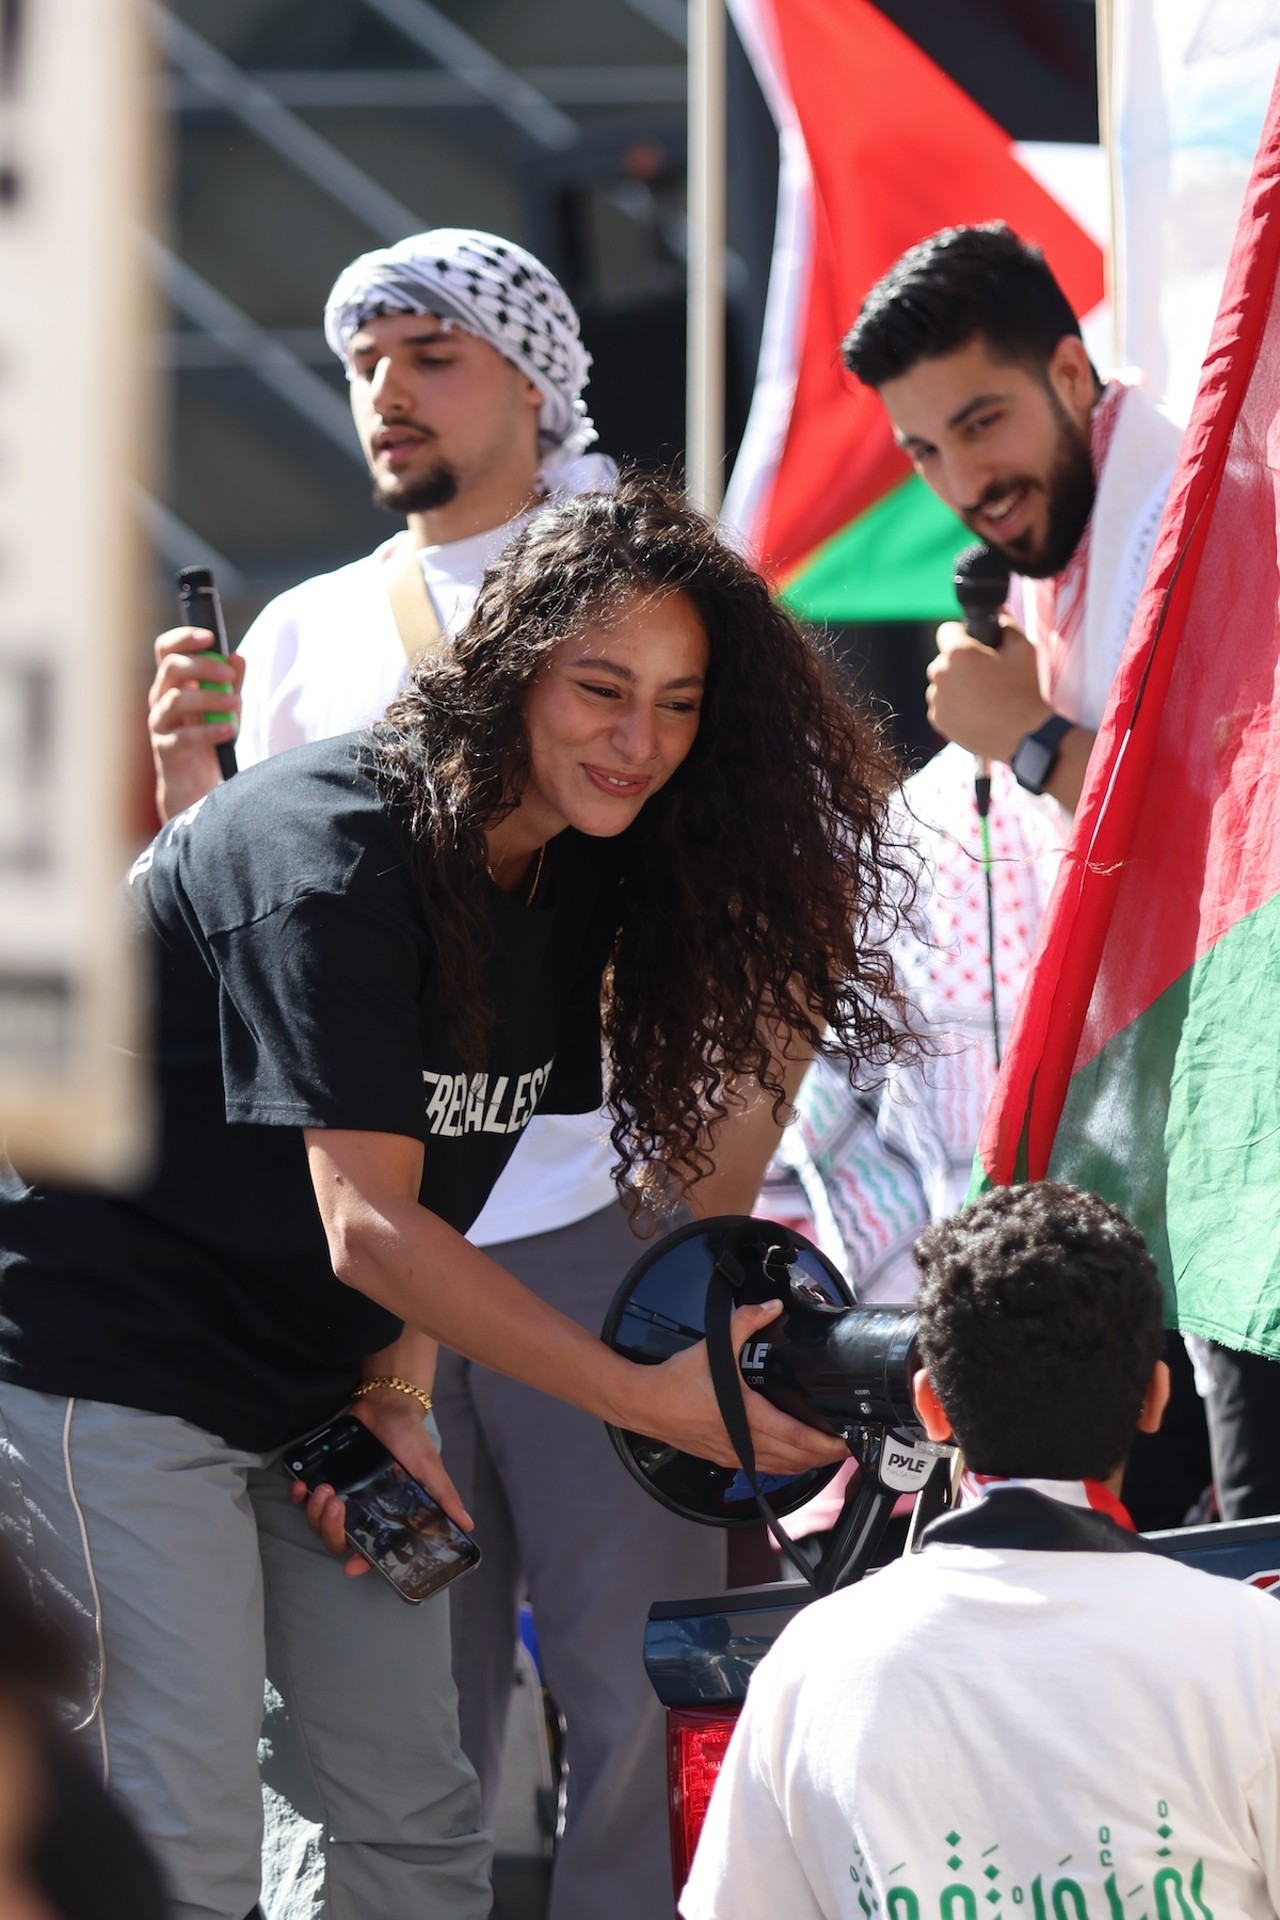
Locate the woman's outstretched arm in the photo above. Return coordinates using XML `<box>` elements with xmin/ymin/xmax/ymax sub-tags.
<box><xmin>304</xmin><ymin>1126</ymin><xmax>846</xmax><ymax>1477</ymax></box>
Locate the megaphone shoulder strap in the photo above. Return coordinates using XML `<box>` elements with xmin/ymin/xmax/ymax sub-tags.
<box><xmin>704</xmin><ymin>1256</ymin><xmax>817</xmax><ymax>1588</ymax></box>
<box><xmin>703</xmin><ymin>1251</ymin><xmax>757</xmax><ymax>1478</ymax></box>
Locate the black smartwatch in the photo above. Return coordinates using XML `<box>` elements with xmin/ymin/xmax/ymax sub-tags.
<box><xmin>1010</xmin><ymin>714</ymin><xmax>1072</xmax><ymax>795</ymax></box>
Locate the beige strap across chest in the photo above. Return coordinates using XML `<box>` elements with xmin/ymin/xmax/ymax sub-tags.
<box><xmin>382</xmin><ymin>533</ymin><xmax>446</xmax><ymax>663</ymax></box>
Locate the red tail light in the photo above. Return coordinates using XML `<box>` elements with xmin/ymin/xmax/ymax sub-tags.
<box><xmin>667</xmin><ymin>1704</ymin><xmax>741</xmax><ymax>1897</ymax></box>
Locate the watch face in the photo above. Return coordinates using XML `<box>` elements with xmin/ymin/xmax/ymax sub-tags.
<box><xmin>1013</xmin><ymin>737</ymin><xmax>1054</xmax><ymax>793</ymax></box>
<box><xmin>1013</xmin><ymin>716</ymin><xmax>1070</xmax><ymax>794</ymax></box>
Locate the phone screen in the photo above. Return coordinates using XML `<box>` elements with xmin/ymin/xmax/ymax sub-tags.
<box><xmin>284</xmin><ymin>1415</ymin><xmax>481</xmax><ymax>1605</ymax></box>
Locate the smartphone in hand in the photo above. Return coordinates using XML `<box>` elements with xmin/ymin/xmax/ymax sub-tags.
<box><xmin>284</xmin><ymin>1414</ymin><xmax>481</xmax><ymax>1605</ymax></box>
<box><xmin>175</xmin><ymin>565</ymin><xmax>238</xmax><ymax>781</ymax></box>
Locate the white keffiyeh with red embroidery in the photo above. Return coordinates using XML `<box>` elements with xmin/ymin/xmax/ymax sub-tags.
<box><xmin>1019</xmin><ymin>377</ymin><xmax>1128</xmax><ymax>710</ymax></box>
<box><xmin>1013</xmin><ymin>376</ymin><xmax>1182</xmax><ymax>730</ymax></box>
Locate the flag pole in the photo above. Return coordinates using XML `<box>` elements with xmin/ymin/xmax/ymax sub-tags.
<box><xmin>687</xmin><ymin>0</ymin><xmax>726</xmax><ymax>516</ymax></box>
<box><xmin>1096</xmin><ymin>0</ymin><xmax>1123</xmax><ymax>369</ymax></box>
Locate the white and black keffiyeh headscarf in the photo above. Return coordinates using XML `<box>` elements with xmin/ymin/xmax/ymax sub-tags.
<box><xmin>324</xmin><ymin>229</ymin><xmax>611</xmax><ymax>492</ymax></box>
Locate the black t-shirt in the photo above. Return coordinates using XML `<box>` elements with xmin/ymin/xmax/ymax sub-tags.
<box><xmin>0</xmin><ymin>736</ymin><xmax>619</xmax><ymax>1448</ymax></box>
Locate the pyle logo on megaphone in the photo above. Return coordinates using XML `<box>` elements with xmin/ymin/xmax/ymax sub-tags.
<box><xmin>879</xmin><ymin>1433</ymin><xmax>944</xmax><ymax>1493</ymax></box>
<box><xmin>739</xmin><ymin>1337</ymin><xmax>774</xmax><ymax>1386</ymax></box>
<box><xmin>886</xmin><ymin>1447</ymin><xmax>929</xmax><ymax>1477</ymax></box>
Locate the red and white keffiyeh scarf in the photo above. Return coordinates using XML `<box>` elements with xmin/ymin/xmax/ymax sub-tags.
<box><xmin>1021</xmin><ymin>376</ymin><xmax>1132</xmax><ymax>717</ymax></box>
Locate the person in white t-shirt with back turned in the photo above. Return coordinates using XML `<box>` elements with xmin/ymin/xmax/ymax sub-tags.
<box><xmin>683</xmin><ymin>1180</ymin><xmax>1280</xmax><ymax>1920</ymax></box>
<box><xmin>147</xmin><ymin>228</ymin><xmax>728</xmax><ymax>1920</ymax></box>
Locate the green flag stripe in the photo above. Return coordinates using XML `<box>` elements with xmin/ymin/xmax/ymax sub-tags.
<box><xmin>1047</xmin><ymin>886</ymin><xmax>1280</xmax><ymax>1351</ymax></box>
<box><xmin>780</xmin><ymin>474</ymin><xmax>972</xmax><ymax>623</ymax></box>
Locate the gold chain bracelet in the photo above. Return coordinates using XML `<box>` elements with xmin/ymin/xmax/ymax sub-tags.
<box><xmin>350</xmin><ymin>1375</ymin><xmax>433</xmax><ymax>1417</ymax></box>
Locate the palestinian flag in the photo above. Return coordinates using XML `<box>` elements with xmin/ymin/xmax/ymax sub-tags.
<box><xmin>975</xmin><ymin>70</ymin><xmax>1280</xmax><ymax>1357</ymax></box>
<box><xmin>723</xmin><ymin>0</ymin><xmax>1106</xmax><ymax>621</ymax></box>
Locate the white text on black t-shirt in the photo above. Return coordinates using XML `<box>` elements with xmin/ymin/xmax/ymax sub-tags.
<box><xmin>421</xmin><ymin>1059</ymin><xmax>553</xmax><ymax>1138</ymax></box>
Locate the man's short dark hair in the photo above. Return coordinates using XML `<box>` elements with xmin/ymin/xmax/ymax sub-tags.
<box><xmin>913</xmin><ymin>1182</ymin><xmax>1165</xmax><ymax>1480</ymax></box>
<box><xmin>841</xmin><ymin>223</ymin><xmax>1083</xmax><ymax>389</ymax></box>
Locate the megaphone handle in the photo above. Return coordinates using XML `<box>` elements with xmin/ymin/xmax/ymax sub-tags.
<box><xmin>814</xmin><ymin>1474</ymin><xmax>898</xmax><ymax>1596</ymax></box>
<box><xmin>704</xmin><ymin>1268</ymin><xmax>817</xmax><ymax>1589</ymax></box>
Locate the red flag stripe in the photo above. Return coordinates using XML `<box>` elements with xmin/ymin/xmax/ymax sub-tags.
<box><xmin>979</xmin><ymin>71</ymin><xmax>1280</xmax><ymax>1183</ymax></box>
<box><xmin>735</xmin><ymin>0</ymin><xmax>1105</xmax><ymax>583</ymax></box>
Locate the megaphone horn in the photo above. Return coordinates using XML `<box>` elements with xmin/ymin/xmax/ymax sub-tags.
<box><xmin>601</xmin><ymin>1215</ymin><xmax>926</xmax><ymax>1527</ymax></box>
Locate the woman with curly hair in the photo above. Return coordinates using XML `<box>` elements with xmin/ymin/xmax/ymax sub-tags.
<box><xmin>377</xmin><ymin>477</ymin><xmax>906</xmax><ymax>1204</ymax></box>
<box><xmin>0</xmin><ymin>479</ymin><xmax>908</xmax><ymax>1920</ymax></box>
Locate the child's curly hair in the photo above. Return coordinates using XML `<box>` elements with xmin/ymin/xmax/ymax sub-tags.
<box><xmin>915</xmin><ymin>1182</ymin><xmax>1165</xmax><ymax>1479</ymax></box>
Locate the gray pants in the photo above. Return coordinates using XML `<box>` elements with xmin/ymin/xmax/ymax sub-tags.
<box><xmin>0</xmin><ymin>1385</ymin><xmax>491</xmax><ymax>1920</ymax></box>
<box><xmin>436</xmin><ymin>1199</ymin><xmax>726</xmax><ymax>1920</ymax></box>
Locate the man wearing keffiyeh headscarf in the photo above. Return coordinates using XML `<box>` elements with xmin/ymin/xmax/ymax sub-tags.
<box><xmin>145</xmin><ymin>229</ymin><xmax>724</xmax><ymax>1920</ymax></box>
<box><xmin>324</xmin><ymin>227</ymin><xmax>606</xmax><ymax>484</ymax></box>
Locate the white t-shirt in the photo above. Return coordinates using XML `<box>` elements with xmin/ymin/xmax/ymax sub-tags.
<box><xmin>682</xmin><ymin>1522</ymin><xmax>1280</xmax><ymax>1920</ymax></box>
<box><xmin>235</xmin><ymin>523</ymin><xmax>617</xmax><ymax>1245</ymax></box>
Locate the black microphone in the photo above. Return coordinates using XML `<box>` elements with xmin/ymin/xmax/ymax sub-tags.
<box><xmin>953</xmin><ymin>542</ymin><xmax>1010</xmax><ymax>648</ymax></box>
<box><xmin>952</xmin><ymin>544</ymin><xmax>1010</xmax><ymax>819</ymax></box>
<box><xmin>176</xmin><ymin>566</ymin><xmax>238</xmax><ymax>784</ymax></box>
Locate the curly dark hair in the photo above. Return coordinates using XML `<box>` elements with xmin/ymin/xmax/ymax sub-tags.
<box><xmin>841</xmin><ymin>222</ymin><xmax>1091</xmax><ymax>390</ymax></box>
<box><xmin>373</xmin><ymin>477</ymin><xmax>914</xmax><ymax>1206</ymax></box>
<box><xmin>914</xmin><ymin>1182</ymin><xmax>1165</xmax><ymax>1480</ymax></box>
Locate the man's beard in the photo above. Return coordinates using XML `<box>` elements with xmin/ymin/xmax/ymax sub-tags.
<box><xmin>973</xmin><ymin>398</ymin><xmax>1096</xmax><ymax>580</ymax></box>
<box><xmin>371</xmin><ymin>456</ymin><xmax>460</xmax><ymax>517</ymax></box>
